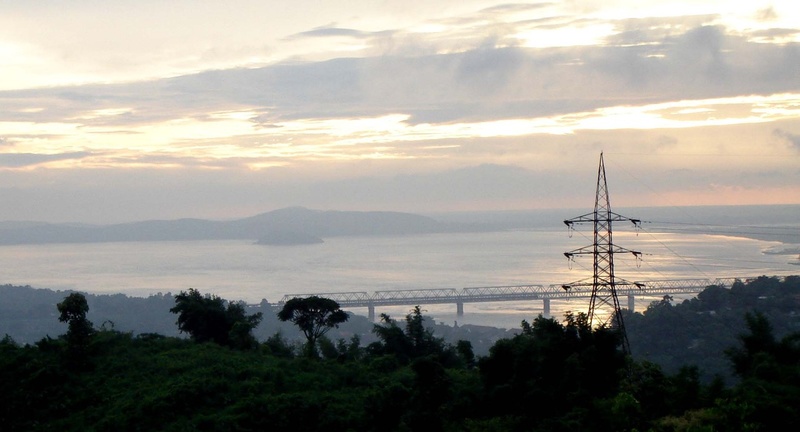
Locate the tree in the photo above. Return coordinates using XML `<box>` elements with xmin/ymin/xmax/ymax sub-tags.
<box><xmin>277</xmin><ymin>296</ymin><xmax>348</xmax><ymax>355</ymax></box>
<box><xmin>370</xmin><ymin>313</ymin><xmax>414</xmax><ymax>363</ymax></box>
<box><xmin>477</xmin><ymin>313</ymin><xmax>626</xmax><ymax>426</ymax></box>
<box><xmin>456</xmin><ymin>340</ymin><xmax>475</xmax><ymax>368</ymax></box>
<box><xmin>57</xmin><ymin>292</ymin><xmax>94</xmax><ymax>353</ymax></box>
<box><xmin>170</xmin><ymin>288</ymin><xmax>262</xmax><ymax>349</ymax></box>
<box><xmin>718</xmin><ymin>312</ymin><xmax>800</xmax><ymax>430</ymax></box>
<box><xmin>369</xmin><ymin>306</ymin><xmax>457</xmax><ymax>366</ymax></box>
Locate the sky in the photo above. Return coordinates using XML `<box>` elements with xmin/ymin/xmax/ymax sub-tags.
<box><xmin>1</xmin><ymin>0</ymin><xmax>799</xmax><ymax>224</ymax></box>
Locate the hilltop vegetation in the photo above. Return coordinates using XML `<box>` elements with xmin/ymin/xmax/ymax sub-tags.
<box><xmin>0</xmin><ymin>276</ymin><xmax>798</xmax><ymax>430</ymax></box>
<box><xmin>0</xmin><ymin>284</ymin><xmax>514</xmax><ymax>356</ymax></box>
<box><xmin>2</xmin><ymin>275</ymin><xmax>800</xmax><ymax>378</ymax></box>
<box><xmin>626</xmin><ymin>275</ymin><xmax>800</xmax><ymax>382</ymax></box>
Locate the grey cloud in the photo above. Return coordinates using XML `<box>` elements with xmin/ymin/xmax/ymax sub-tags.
<box><xmin>675</xmin><ymin>25</ymin><xmax>729</xmax><ymax>77</ymax></box>
<box><xmin>0</xmin><ymin>152</ymin><xmax>93</xmax><ymax>168</ymax></box>
<box><xmin>756</xmin><ymin>7</ymin><xmax>778</xmax><ymax>21</ymax></box>
<box><xmin>593</xmin><ymin>25</ymin><xmax>731</xmax><ymax>90</ymax></box>
<box><xmin>479</xmin><ymin>3</ymin><xmax>552</xmax><ymax>14</ymax></box>
<box><xmin>751</xmin><ymin>27</ymin><xmax>800</xmax><ymax>40</ymax></box>
<box><xmin>184</xmin><ymin>26</ymin><xmax>795</xmax><ymax>121</ymax></box>
<box><xmin>655</xmin><ymin>135</ymin><xmax>678</xmax><ymax>150</ymax></box>
<box><xmin>2</xmin><ymin>23</ymin><xmax>799</xmax><ymax>127</ymax></box>
<box><xmin>608</xmin><ymin>15</ymin><xmax>718</xmax><ymax>46</ymax></box>
<box><xmin>774</xmin><ymin>129</ymin><xmax>800</xmax><ymax>151</ymax></box>
<box><xmin>455</xmin><ymin>47</ymin><xmax>526</xmax><ymax>96</ymax></box>
<box><xmin>287</xmin><ymin>26</ymin><xmax>370</xmax><ymax>40</ymax></box>
<box><xmin>120</xmin><ymin>152</ymin><xmax>285</xmax><ymax>170</ymax></box>
<box><xmin>0</xmin><ymin>84</ymin><xmax>177</xmax><ymax>126</ymax></box>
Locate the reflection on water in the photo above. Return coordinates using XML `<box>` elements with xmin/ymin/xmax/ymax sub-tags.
<box><xmin>0</xmin><ymin>230</ymin><xmax>795</xmax><ymax>329</ymax></box>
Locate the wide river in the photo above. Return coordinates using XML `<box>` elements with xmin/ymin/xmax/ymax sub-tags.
<box><xmin>1</xmin><ymin>228</ymin><xmax>797</xmax><ymax>328</ymax></box>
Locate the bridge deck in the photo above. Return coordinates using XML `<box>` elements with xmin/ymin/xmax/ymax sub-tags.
<box><xmin>276</xmin><ymin>277</ymin><xmax>749</xmax><ymax>308</ymax></box>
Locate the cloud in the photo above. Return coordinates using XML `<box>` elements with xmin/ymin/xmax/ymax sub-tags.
<box><xmin>287</xmin><ymin>26</ymin><xmax>370</xmax><ymax>40</ymax></box>
<box><xmin>0</xmin><ymin>2</ymin><xmax>797</xmax><ymax>224</ymax></box>
<box><xmin>749</xmin><ymin>27</ymin><xmax>800</xmax><ymax>43</ymax></box>
<box><xmin>608</xmin><ymin>15</ymin><xmax>718</xmax><ymax>46</ymax></box>
<box><xmin>756</xmin><ymin>7</ymin><xmax>778</xmax><ymax>21</ymax></box>
<box><xmin>3</xmin><ymin>20</ymin><xmax>798</xmax><ymax>130</ymax></box>
<box><xmin>774</xmin><ymin>128</ymin><xmax>800</xmax><ymax>151</ymax></box>
<box><xmin>479</xmin><ymin>3</ymin><xmax>552</xmax><ymax>15</ymax></box>
<box><xmin>0</xmin><ymin>151</ymin><xmax>93</xmax><ymax>168</ymax></box>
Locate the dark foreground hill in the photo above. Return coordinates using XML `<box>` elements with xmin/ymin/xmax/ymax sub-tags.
<box><xmin>3</xmin><ymin>275</ymin><xmax>799</xmax><ymax>383</ymax></box>
<box><xmin>1</xmin><ymin>277</ymin><xmax>799</xmax><ymax>431</ymax></box>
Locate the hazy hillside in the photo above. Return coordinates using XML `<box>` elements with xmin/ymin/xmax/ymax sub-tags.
<box><xmin>2</xmin><ymin>204</ymin><xmax>798</xmax><ymax>245</ymax></box>
<box><xmin>0</xmin><ymin>207</ymin><xmax>467</xmax><ymax>245</ymax></box>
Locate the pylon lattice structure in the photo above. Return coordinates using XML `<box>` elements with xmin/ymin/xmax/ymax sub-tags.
<box><xmin>562</xmin><ymin>152</ymin><xmax>642</xmax><ymax>354</ymax></box>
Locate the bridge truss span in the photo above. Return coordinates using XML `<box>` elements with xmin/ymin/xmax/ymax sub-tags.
<box><xmin>271</xmin><ymin>277</ymin><xmax>764</xmax><ymax>321</ymax></box>
<box><xmin>372</xmin><ymin>288</ymin><xmax>460</xmax><ymax>305</ymax></box>
<box><xmin>461</xmin><ymin>285</ymin><xmax>546</xmax><ymax>302</ymax></box>
<box><xmin>627</xmin><ymin>277</ymin><xmax>740</xmax><ymax>294</ymax></box>
<box><xmin>278</xmin><ymin>291</ymin><xmax>371</xmax><ymax>308</ymax></box>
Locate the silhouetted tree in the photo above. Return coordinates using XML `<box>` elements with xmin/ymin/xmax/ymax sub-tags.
<box><xmin>456</xmin><ymin>340</ymin><xmax>475</xmax><ymax>368</ymax></box>
<box><xmin>478</xmin><ymin>313</ymin><xmax>625</xmax><ymax>428</ymax></box>
<box><xmin>718</xmin><ymin>312</ymin><xmax>800</xmax><ymax>430</ymax></box>
<box><xmin>277</xmin><ymin>296</ymin><xmax>348</xmax><ymax>356</ymax></box>
<box><xmin>57</xmin><ymin>292</ymin><xmax>94</xmax><ymax>354</ymax></box>
<box><xmin>263</xmin><ymin>331</ymin><xmax>296</xmax><ymax>358</ymax></box>
<box><xmin>170</xmin><ymin>288</ymin><xmax>262</xmax><ymax>349</ymax></box>
<box><xmin>369</xmin><ymin>306</ymin><xmax>459</xmax><ymax>366</ymax></box>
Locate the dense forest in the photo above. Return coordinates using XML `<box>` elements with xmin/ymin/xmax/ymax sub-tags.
<box><xmin>0</xmin><ymin>275</ymin><xmax>798</xmax><ymax>431</ymax></box>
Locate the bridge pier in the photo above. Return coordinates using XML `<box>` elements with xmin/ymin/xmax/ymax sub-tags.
<box><xmin>627</xmin><ymin>295</ymin><xmax>635</xmax><ymax>312</ymax></box>
<box><xmin>368</xmin><ymin>304</ymin><xmax>375</xmax><ymax>321</ymax></box>
<box><xmin>456</xmin><ymin>301</ymin><xmax>464</xmax><ymax>317</ymax></box>
<box><xmin>543</xmin><ymin>298</ymin><xmax>550</xmax><ymax>316</ymax></box>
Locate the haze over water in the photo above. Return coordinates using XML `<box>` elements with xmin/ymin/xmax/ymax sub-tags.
<box><xmin>2</xmin><ymin>205</ymin><xmax>797</xmax><ymax>329</ymax></box>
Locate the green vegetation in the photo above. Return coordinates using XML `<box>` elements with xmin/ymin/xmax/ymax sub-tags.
<box><xmin>625</xmin><ymin>275</ymin><xmax>800</xmax><ymax>382</ymax></box>
<box><xmin>170</xmin><ymin>288</ymin><xmax>263</xmax><ymax>349</ymax></box>
<box><xmin>0</xmin><ymin>277</ymin><xmax>798</xmax><ymax>431</ymax></box>
<box><xmin>57</xmin><ymin>292</ymin><xmax>95</xmax><ymax>359</ymax></box>
<box><xmin>277</xmin><ymin>296</ymin><xmax>349</xmax><ymax>356</ymax></box>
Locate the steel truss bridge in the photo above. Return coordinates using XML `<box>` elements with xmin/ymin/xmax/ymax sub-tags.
<box><xmin>277</xmin><ymin>277</ymin><xmax>753</xmax><ymax>321</ymax></box>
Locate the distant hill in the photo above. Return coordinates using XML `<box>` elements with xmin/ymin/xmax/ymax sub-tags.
<box><xmin>0</xmin><ymin>207</ymin><xmax>474</xmax><ymax>245</ymax></box>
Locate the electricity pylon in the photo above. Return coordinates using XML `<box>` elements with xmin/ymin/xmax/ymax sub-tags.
<box><xmin>562</xmin><ymin>152</ymin><xmax>642</xmax><ymax>354</ymax></box>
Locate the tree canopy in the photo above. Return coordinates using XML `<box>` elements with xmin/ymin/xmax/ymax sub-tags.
<box><xmin>169</xmin><ymin>288</ymin><xmax>262</xmax><ymax>349</ymax></box>
<box><xmin>1</xmin><ymin>276</ymin><xmax>799</xmax><ymax>431</ymax></box>
<box><xmin>57</xmin><ymin>292</ymin><xmax>94</xmax><ymax>355</ymax></box>
<box><xmin>368</xmin><ymin>306</ymin><xmax>460</xmax><ymax>366</ymax></box>
<box><xmin>57</xmin><ymin>292</ymin><xmax>91</xmax><ymax>326</ymax></box>
<box><xmin>277</xmin><ymin>296</ymin><xmax>348</xmax><ymax>352</ymax></box>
